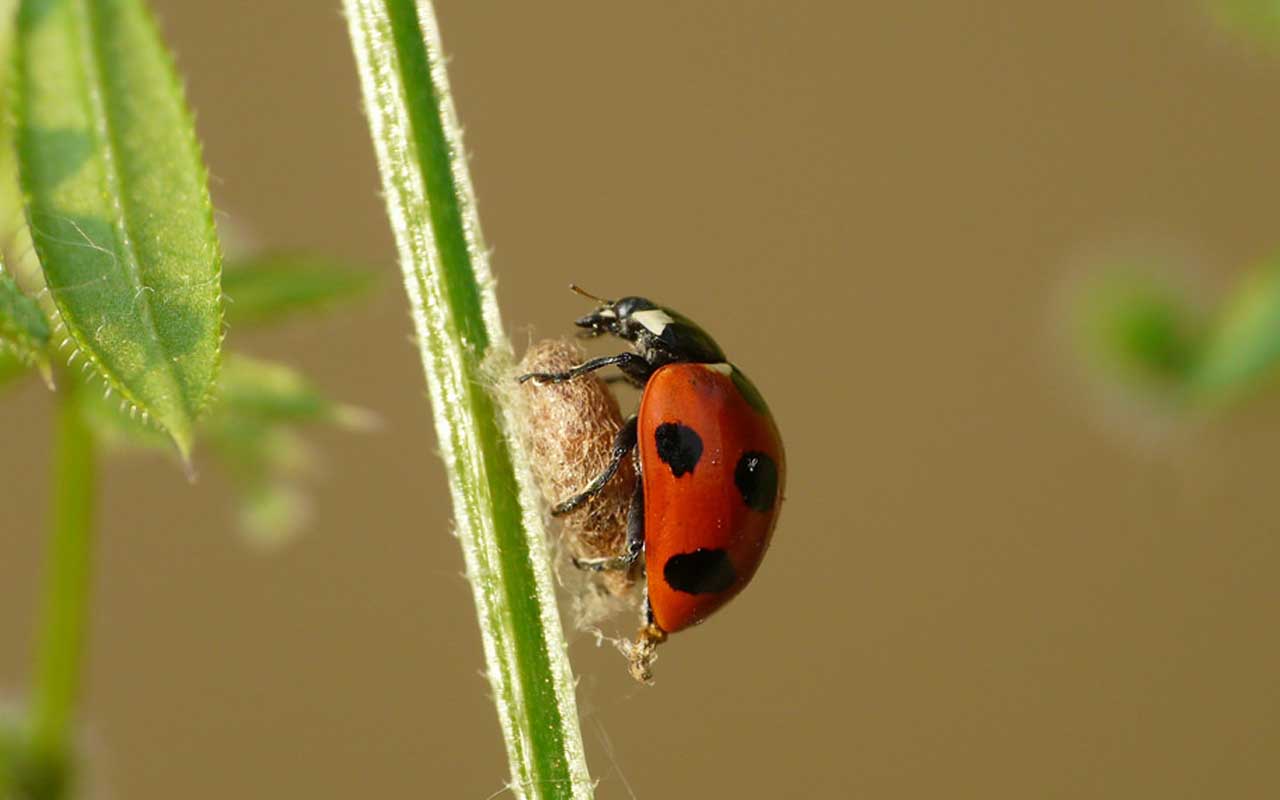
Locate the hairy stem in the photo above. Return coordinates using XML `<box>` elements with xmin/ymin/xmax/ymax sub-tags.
<box><xmin>343</xmin><ymin>1</ymin><xmax>592</xmax><ymax>797</ymax></box>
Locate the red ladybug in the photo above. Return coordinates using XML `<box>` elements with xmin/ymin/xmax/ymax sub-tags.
<box><xmin>520</xmin><ymin>289</ymin><xmax>785</xmax><ymax>647</ymax></box>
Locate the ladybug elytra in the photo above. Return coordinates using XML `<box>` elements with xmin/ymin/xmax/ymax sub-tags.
<box><xmin>520</xmin><ymin>288</ymin><xmax>785</xmax><ymax>664</ymax></box>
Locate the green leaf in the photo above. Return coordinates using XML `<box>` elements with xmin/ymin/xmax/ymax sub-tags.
<box><xmin>1210</xmin><ymin>0</ymin><xmax>1280</xmax><ymax>46</ymax></box>
<box><xmin>213</xmin><ymin>353</ymin><xmax>374</xmax><ymax>428</ymax></box>
<box><xmin>14</xmin><ymin>0</ymin><xmax>224</xmax><ymax>457</ymax></box>
<box><xmin>205</xmin><ymin>408</ymin><xmax>315</xmax><ymax>549</ymax></box>
<box><xmin>204</xmin><ymin>356</ymin><xmax>371</xmax><ymax>549</ymax></box>
<box><xmin>1189</xmin><ymin>258</ymin><xmax>1280</xmax><ymax>399</ymax></box>
<box><xmin>0</xmin><ymin>349</ymin><xmax>31</xmax><ymax>387</ymax></box>
<box><xmin>0</xmin><ymin>269</ymin><xmax>51</xmax><ymax>381</ymax></box>
<box><xmin>0</xmin><ymin>0</ymin><xmax>23</xmax><ymax>235</ymax></box>
<box><xmin>79</xmin><ymin>352</ymin><xmax>372</xmax><ymax>451</ymax></box>
<box><xmin>222</xmin><ymin>253</ymin><xmax>377</xmax><ymax>325</ymax></box>
<box><xmin>0</xmin><ymin>0</ymin><xmax>42</xmax><ymax>292</ymax></box>
<box><xmin>236</xmin><ymin>480</ymin><xmax>310</xmax><ymax>551</ymax></box>
<box><xmin>75</xmin><ymin>350</ymin><xmax>372</xmax><ymax>550</ymax></box>
<box><xmin>1075</xmin><ymin>269</ymin><xmax>1203</xmax><ymax>389</ymax></box>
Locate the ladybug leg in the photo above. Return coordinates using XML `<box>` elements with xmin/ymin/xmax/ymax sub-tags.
<box><xmin>623</xmin><ymin>475</ymin><xmax>645</xmax><ymax>560</ymax></box>
<box><xmin>517</xmin><ymin>352</ymin><xmax>652</xmax><ymax>385</ymax></box>
<box><xmin>550</xmin><ymin>416</ymin><xmax>638</xmax><ymax>516</ymax></box>
<box><xmin>573</xmin><ymin>478</ymin><xmax>645</xmax><ymax>572</ymax></box>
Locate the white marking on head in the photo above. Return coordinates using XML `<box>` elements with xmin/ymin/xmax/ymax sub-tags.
<box><xmin>597</xmin><ymin>308</ymin><xmax>617</xmax><ymax>319</ymax></box>
<box><xmin>707</xmin><ymin>363</ymin><xmax>734</xmax><ymax>376</ymax></box>
<box><xmin>632</xmin><ymin>308</ymin><xmax>675</xmax><ymax>336</ymax></box>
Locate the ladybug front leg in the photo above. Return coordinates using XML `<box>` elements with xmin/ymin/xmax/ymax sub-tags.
<box><xmin>517</xmin><ymin>352</ymin><xmax>652</xmax><ymax>387</ymax></box>
<box><xmin>573</xmin><ymin>478</ymin><xmax>645</xmax><ymax>573</ymax></box>
<box><xmin>550</xmin><ymin>416</ymin><xmax>637</xmax><ymax>516</ymax></box>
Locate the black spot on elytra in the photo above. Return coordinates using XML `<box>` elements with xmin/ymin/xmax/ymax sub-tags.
<box><xmin>663</xmin><ymin>549</ymin><xmax>737</xmax><ymax>595</ymax></box>
<box><xmin>655</xmin><ymin>422</ymin><xmax>702</xmax><ymax>477</ymax></box>
<box><xmin>735</xmin><ymin>451</ymin><xmax>778</xmax><ymax>512</ymax></box>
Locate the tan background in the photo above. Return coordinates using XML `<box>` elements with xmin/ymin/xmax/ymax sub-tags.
<box><xmin>4</xmin><ymin>1</ymin><xmax>1280</xmax><ymax>797</ymax></box>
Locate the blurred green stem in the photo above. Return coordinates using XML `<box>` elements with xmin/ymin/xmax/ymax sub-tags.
<box><xmin>29</xmin><ymin>383</ymin><xmax>96</xmax><ymax>779</ymax></box>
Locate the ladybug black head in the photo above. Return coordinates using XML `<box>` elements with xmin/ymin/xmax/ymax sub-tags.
<box><xmin>572</xmin><ymin>291</ymin><xmax>725</xmax><ymax>366</ymax></box>
<box><xmin>574</xmin><ymin>295</ymin><xmax>655</xmax><ymax>338</ymax></box>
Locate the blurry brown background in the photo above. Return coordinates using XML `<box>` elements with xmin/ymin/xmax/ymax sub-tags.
<box><xmin>4</xmin><ymin>1</ymin><xmax>1280</xmax><ymax>797</ymax></box>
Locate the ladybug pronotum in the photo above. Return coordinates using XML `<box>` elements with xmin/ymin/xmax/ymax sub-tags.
<box><xmin>520</xmin><ymin>288</ymin><xmax>785</xmax><ymax>679</ymax></box>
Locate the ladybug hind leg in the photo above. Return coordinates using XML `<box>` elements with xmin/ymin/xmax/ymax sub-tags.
<box><xmin>551</xmin><ymin>416</ymin><xmax>637</xmax><ymax>516</ymax></box>
<box><xmin>572</xmin><ymin>476</ymin><xmax>645</xmax><ymax>573</ymax></box>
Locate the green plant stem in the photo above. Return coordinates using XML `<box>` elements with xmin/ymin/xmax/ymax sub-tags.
<box><xmin>344</xmin><ymin>1</ymin><xmax>592</xmax><ymax>798</ymax></box>
<box><xmin>29</xmin><ymin>384</ymin><xmax>96</xmax><ymax>772</ymax></box>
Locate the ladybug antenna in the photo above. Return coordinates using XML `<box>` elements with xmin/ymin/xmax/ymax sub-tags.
<box><xmin>569</xmin><ymin>284</ymin><xmax>612</xmax><ymax>306</ymax></box>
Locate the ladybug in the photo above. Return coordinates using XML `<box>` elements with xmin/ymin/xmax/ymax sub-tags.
<box><xmin>519</xmin><ymin>288</ymin><xmax>785</xmax><ymax>652</ymax></box>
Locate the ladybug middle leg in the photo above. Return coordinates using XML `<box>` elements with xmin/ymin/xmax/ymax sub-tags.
<box><xmin>573</xmin><ymin>478</ymin><xmax>645</xmax><ymax>573</ymax></box>
<box><xmin>550</xmin><ymin>416</ymin><xmax>637</xmax><ymax>516</ymax></box>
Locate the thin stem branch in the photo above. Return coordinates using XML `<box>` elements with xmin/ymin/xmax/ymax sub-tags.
<box><xmin>29</xmin><ymin>384</ymin><xmax>96</xmax><ymax>777</ymax></box>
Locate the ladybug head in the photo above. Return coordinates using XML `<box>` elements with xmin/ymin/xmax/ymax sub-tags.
<box><xmin>569</xmin><ymin>286</ymin><xmax>726</xmax><ymax>365</ymax></box>
<box><xmin>574</xmin><ymin>293</ymin><xmax>658</xmax><ymax>341</ymax></box>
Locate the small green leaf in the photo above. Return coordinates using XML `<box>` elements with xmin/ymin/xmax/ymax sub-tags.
<box><xmin>1210</xmin><ymin>0</ymin><xmax>1280</xmax><ymax>46</ymax></box>
<box><xmin>1075</xmin><ymin>269</ymin><xmax>1203</xmax><ymax>389</ymax></box>
<box><xmin>222</xmin><ymin>253</ymin><xmax>377</xmax><ymax>325</ymax></box>
<box><xmin>1190</xmin><ymin>259</ymin><xmax>1280</xmax><ymax>399</ymax></box>
<box><xmin>209</xmin><ymin>418</ymin><xmax>311</xmax><ymax>479</ymax></box>
<box><xmin>79</xmin><ymin>352</ymin><xmax>372</xmax><ymax>455</ymax></box>
<box><xmin>210</xmin><ymin>422</ymin><xmax>312</xmax><ymax>548</ymax></box>
<box><xmin>0</xmin><ymin>0</ymin><xmax>42</xmax><ymax>293</ymax></box>
<box><xmin>0</xmin><ymin>0</ymin><xmax>22</xmax><ymax>236</ymax></box>
<box><xmin>15</xmin><ymin>0</ymin><xmax>224</xmax><ymax>457</ymax></box>
<box><xmin>0</xmin><ymin>270</ymin><xmax>51</xmax><ymax>380</ymax></box>
<box><xmin>214</xmin><ymin>353</ymin><xmax>375</xmax><ymax>428</ymax></box>
<box><xmin>237</xmin><ymin>480</ymin><xmax>310</xmax><ymax>551</ymax></box>
<box><xmin>0</xmin><ymin>349</ymin><xmax>31</xmax><ymax>387</ymax></box>
<box><xmin>204</xmin><ymin>356</ymin><xmax>371</xmax><ymax>548</ymax></box>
